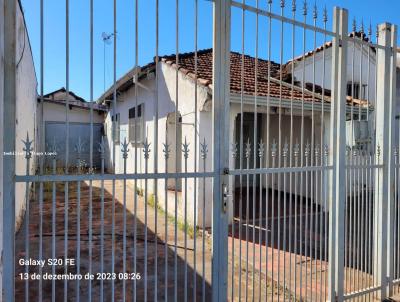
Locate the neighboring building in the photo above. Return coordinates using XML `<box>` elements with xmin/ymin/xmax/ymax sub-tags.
<box><xmin>37</xmin><ymin>88</ymin><xmax>107</xmax><ymax>169</ymax></box>
<box><xmin>0</xmin><ymin>0</ymin><xmax>38</xmax><ymax>294</ymax></box>
<box><xmin>98</xmin><ymin>49</ymin><xmax>366</xmax><ymax>227</ymax></box>
<box><xmin>287</xmin><ymin>32</ymin><xmax>381</xmax><ymax>152</ymax></box>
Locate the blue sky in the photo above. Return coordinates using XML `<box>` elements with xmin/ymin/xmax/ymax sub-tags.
<box><xmin>20</xmin><ymin>0</ymin><xmax>400</xmax><ymax>100</ymax></box>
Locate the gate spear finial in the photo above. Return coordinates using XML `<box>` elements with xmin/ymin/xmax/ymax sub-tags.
<box><xmin>121</xmin><ymin>137</ymin><xmax>129</xmax><ymax>159</ymax></box>
<box><xmin>302</xmin><ymin>0</ymin><xmax>307</xmax><ymax>16</ymax></box>
<box><xmin>143</xmin><ymin>138</ymin><xmax>151</xmax><ymax>160</ymax></box>
<box><xmin>200</xmin><ymin>138</ymin><xmax>208</xmax><ymax>160</ymax></box>
<box><xmin>182</xmin><ymin>137</ymin><xmax>190</xmax><ymax>160</ymax></box>
<box><xmin>245</xmin><ymin>139</ymin><xmax>251</xmax><ymax>159</ymax></box>
<box><xmin>22</xmin><ymin>132</ymin><xmax>33</xmax><ymax>159</ymax></box>
<box><xmin>163</xmin><ymin>142</ymin><xmax>171</xmax><ymax>159</ymax></box>
<box><xmin>312</xmin><ymin>3</ymin><xmax>317</xmax><ymax>20</ymax></box>
<box><xmin>258</xmin><ymin>140</ymin><xmax>265</xmax><ymax>159</ymax></box>
<box><xmin>231</xmin><ymin>142</ymin><xmax>238</xmax><ymax>159</ymax></box>
<box><xmin>323</xmin><ymin>6</ymin><xmax>327</xmax><ymax>23</ymax></box>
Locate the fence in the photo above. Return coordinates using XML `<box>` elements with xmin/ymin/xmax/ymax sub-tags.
<box><xmin>2</xmin><ymin>0</ymin><xmax>400</xmax><ymax>301</ymax></box>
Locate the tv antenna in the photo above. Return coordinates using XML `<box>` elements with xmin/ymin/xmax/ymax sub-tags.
<box><xmin>102</xmin><ymin>32</ymin><xmax>114</xmax><ymax>92</ymax></box>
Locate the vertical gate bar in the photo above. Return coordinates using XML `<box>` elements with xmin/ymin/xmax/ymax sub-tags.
<box><xmin>100</xmin><ymin>137</ymin><xmax>105</xmax><ymax>302</ymax></box>
<box><xmin>283</xmin><ymin>143</ymin><xmax>288</xmax><ymax>302</ymax></box>
<box><xmin>289</xmin><ymin>4</ymin><xmax>296</xmax><ymax>300</ymax></box>
<box><xmin>154</xmin><ymin>0</ymin><xmax>159</xmax><ymax>300</ymax></box>
<box><xmin>133</xmin><ymin>1</ymin><xmax>139</xmax><ymax>300</ymax></box>
<box><xmin>2</xmin><ymin>0</ymin><xmax>16</xmax><ymax>300</ymax></box>
<box><xmin>38</xmin><ymin>1</ymin><xmax>44</xmax><ymax>301</ymax></box>
<box><xmin>111</xmin><ymin>0</ymin><xmax>117</xmax><ymax>300</ymax></box>
<box><xmin>305</xmin><ymin>142</ymin><xmax>309</xmax><ymax>301</ymax></box>
<box><xmin>183</xmin><ymin>139</ymin><xmax>188</xmax><ymax>302</ymax></box>
<box><xmin>374</xmin><ymin>22</ymin><xmax>394</xmax><ymax>300</ymax></box>
<box><xmin>245</xmin><ymin>142</ymin><xmax>249</xmax><ymax>301</ymax></box>
<box><xmin>144</xmin><ymin>140</ymin><xmax>149</xmax><ymax>302</ymax></box>
<box><xmin>24</xmin><ymin>138</ymin><xmax>31</xmax><ymax>302</ymax></box>
<box><xmin>174</xmin><ymin>1</ymin><xmax>179</xmax><ymax>300</ymax></box>
<box><xmin>252</xmin><ymin>2</ymin><xmax>259</xmax><ymax>299</ymax></box>
<box><xmin>258</xmin><ymin>141</ymin><xmax>264</xmax><ymax>300</ymax></box>
<box><xmin>321</xmin><ymin>11</ymin><xmax>328</xmax><ymax>300</ymax></box>
<box><xmin>265</xmin><ymin>2</ymin><xmax>272</xmax><ymax>300</ymax></box>
<box><xmin>51</xmin><ymin>142</ymin><xmax>56</xmax><ymax>302</ymax></box>
<box><xmin>88</xmin><ymin>0</ymin><xmax>94</xmax><ymax>299</ymax></box>
<box><xmin>122</xmin><ymin>139</ymin><xmax>128</xmax><ymax>301</ymax></box>
<box><xmin>368</xmin><ymin>152</ymin><xmax>373</xmax><ymax>296</ymax></box>
<box><xmin>344</xmin><ymin>148</ymin><xmax>349</xmax><ymax>294</ymax></box>
<box><xmin>294</xmin><ymin>144</ymin><xmax>299</xmax><ymax>301</ymax></box>
<box><xmin>76</xmin><ymin>142</ymin><xmax>81</xmax><ymax>302</ymax></box>
<box><xmin>64</xmin><ymin>0</ymin><xmax>70</xmax><ymax>299</ymax></box>
<box><xmin>239</xmin><ymin>1</ymin><xmax>244</xmax><ymax>299</ymax></box>
<box><xmin>300</xmin><ymin>5</ymin><xmax>307</xmax><ymax>297</ymax></box>
<box><xmin>348</xmin><ymin>22</ymin><xmax>354</xmax><ymax>295</ymax></box>
<box><xmin>271</xmin><ymin>143</ymin><xmax>276</xmax><ymax>301</ymax></box>
<box><xmin>328</xmin><ymin>7</ymin><xmax>348</xmax><ymax>302</ymax></box>
<box><xmin>201</xmin><ymin>142</ymin><xmax>207</xmax><ymax>302</ymax></box>
<box><xmin>163</xmin><ymin>142</ymin><xmax>169</xmax><ymax>301</ymax></box>
<box><xmin>387</xmin><ymin>23</ymin><xmax>397</xmax><ymax>297</ymax></box>
<box><xmin>212</xmin><ymin>0</ymin><xmax>230</xmax><ymax>301</ymax></box>
<box><xmin>193</xmin><ymin>1</ymin><xmax>199</xmax><ymax>301</ymax></box>
<box><xmin>278</xmin><ymin>4</ymin><xmax>284</xmax><ymax>299</ymax></box>
<box><xmin>310</xmin><ymin>8</ymin><xmax>317</xmax><ymax>299</ymax></box>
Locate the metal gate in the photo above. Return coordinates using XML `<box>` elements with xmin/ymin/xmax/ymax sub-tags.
<box><xmin>2</xmin><ymin>0</ymin><xmax>400</xmax><ymax>301</ymax></box>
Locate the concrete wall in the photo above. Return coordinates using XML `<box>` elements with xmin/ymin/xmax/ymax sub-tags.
<box><xmin>0</xmin><ymin>2</ymin><xmax>37</xmax><ymax>299</ymax></box>
<box><xmin>15</xmin><ymin>2</ymin><xmax>38</xmax><ymax>230</ymax></box>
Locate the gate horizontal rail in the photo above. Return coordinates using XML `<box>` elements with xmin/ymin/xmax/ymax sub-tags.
<box><xmin>15</xmin><ymin>172</ymin><xmax>216</xmax><ymax>182</ymax></box>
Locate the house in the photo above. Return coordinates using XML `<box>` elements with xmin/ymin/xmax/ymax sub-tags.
<box><xmin>287</xmin><ymin>32</ymin><xmax>400</xmax><ymax>152</ymax></box>
<box><xmin>97</xmin><ymin>48</ymin><xmax>369</xmax><ymax>227</ymax></box>
<box><xmin>37</xmin><ymin>88</ymin><xmax>107</xmax><ymax>170</ymax></box>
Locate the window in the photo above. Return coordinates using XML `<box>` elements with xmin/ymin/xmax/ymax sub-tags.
<box><xmin>346</xmin><ymin>82</ymin><xmax>361</xmax><ymax>99</ymax></box>
<box><xmin>362</xmin><ymin>84</ymin><xmax>368</xmax><ymax>99</ymax></box>
<box><xmin>111</xmin><ymin>113</ymin><xmax>120</xmax><ymax>143</ymax></box>
<box><xmin>129</xmin><ymin>104</ymin><xmax>144</xmax><ymax>144</ymax></box>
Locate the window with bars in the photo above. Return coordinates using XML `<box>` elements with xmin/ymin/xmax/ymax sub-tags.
<box><xmin>111</xmin><ymin>113</ymin><xmax>120</xmax><ymax>144</ymax></box>
<box><xmin>346</xmin><ymin>82</ymin><xmax>367</xmax><ymax>99</ymax></box>
<box><xmin>129</xmin><ymin>103</ymin><xmax>144</xmax><ymax>144</ymax></box>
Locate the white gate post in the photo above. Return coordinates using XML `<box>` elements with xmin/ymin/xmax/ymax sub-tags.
<box><xmin>212</xmin><ymin>0</ymin><xmax>230</xmax><ymax>301</ymax></box>
<box><xmin>387</xmin><ymin>23</ymin><xmax>397</xmax><ymax>298</ymax></box>
<box><xmin>2</xmin><ymin>0</ymin><xmax>16</xmax><ymax>301</ymax></box>
<box><xmin>328</xmin><ymin>7</ymin><xmax>348</xmax><ymax>302</ymax></box>
<box><xmin>374</xmin><ymin>22</ymin><xmax>396</xmax><ymax>299</ymax></box>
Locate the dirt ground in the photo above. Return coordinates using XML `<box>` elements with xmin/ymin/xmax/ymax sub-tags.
<box><xmin>15</xmin><ymin>180</ymin><xmax>291</xmax><ymax>301</ymax></box>
<box><xmin>14</xmin><ymin>179</ymin><xmax>388</xmax><ymax>301</ymax></box>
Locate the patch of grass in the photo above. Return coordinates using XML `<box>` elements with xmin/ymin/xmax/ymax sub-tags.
<box><xmin>145</xmin><ymin>193</ymin><xmax>198</xmax><ymax>239</ymax></box>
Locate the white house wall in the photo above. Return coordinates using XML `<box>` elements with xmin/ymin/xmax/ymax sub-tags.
<box><xmin>104</xmin><ymin>62</ymin><xmax>213</xmax><ymax>226</ymax></box>
<box><xmin>42</xmin><ymin>102</ymin><xmax>105</xmax><ymax>124</ymax></box>
<box><xmin>15</xmin><ymin>3</ymin><xmax>38</xmax><ymax>231</ymax></box>
<box><xmin>292</xmin><ymin>43</ymin><xmax>377</xmax><ymax>105</ymax></box>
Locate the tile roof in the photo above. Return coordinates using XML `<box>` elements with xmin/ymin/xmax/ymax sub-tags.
<box><xmin>161</xmin><ymin>48</ymin><xmax>321</xmax><ymax>103</ymax></box>
<box><xmin>99</xmin><ymin>48</ymin><xmax>369</xmax><ymax>107</ymax></box>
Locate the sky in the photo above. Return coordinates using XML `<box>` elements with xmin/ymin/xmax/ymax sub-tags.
<box><xmin>20</xmin><ymin>0</ymin><xmax>400</xmax><ymax>101</ymax></box>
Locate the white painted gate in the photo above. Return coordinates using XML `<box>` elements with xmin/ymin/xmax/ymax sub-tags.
<box><xmin>2</xmin><ymin>0</ymin><xmax>400</xmax><ymax>301</ymax></box>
